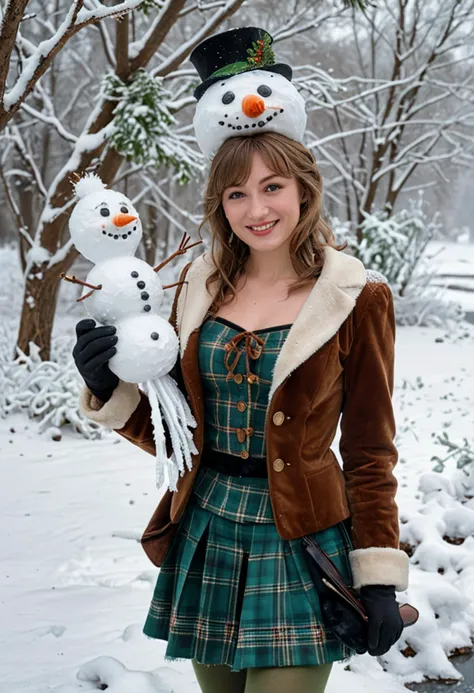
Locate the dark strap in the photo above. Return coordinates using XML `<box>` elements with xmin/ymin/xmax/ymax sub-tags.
<box><xmin>201</xmin><ymin>444</ymin><xmax>267</xmax><ymax>478</ymax></box>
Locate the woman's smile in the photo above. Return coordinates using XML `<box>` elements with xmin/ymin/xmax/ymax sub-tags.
<box><xmin>247</xmin><ymin>220</ymin><xmax>279</xmax><ymax>235</ymax></box>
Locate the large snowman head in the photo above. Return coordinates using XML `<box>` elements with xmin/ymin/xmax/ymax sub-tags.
<box><xmin>190</xmin><ymin>27</ymin><xmax>307</xmax><ymax>160</ymax></box>
<box><xmin>193</xmin><ymin>70</ymin><xmax>307</xmax><ymax>159</ymax></box>
<box><xmin>69</xmin><ymin>174</ymin><xmax>143</xmax><ymax>264</ymax></box>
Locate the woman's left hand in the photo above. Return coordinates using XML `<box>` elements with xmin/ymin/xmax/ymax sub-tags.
<box><xmin>360</xmin><ymin>584</ymin><xmax>404</xmax><ymax>656</ymax></box>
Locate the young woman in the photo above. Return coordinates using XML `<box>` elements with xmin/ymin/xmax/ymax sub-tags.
<box><xmin>75</xmin><ymin>27</ymin><xmax>409</xmax><ymax>693</ymax></box>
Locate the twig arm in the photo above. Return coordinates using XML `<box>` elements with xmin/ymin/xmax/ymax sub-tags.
<box><xmin>153</xmin><ymin>232</ymin><xmax>203</xmax><ymax>273</ymax></box>
<box><xmin>59</xmin><ymin>272</ymin><xmax>102</xmax><ymax>290</ymax></box>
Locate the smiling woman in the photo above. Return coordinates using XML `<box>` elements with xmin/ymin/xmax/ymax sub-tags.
<box><xmin>77</xmin><ymin>25</ymin><xmax>411</xmax><ymax>693</ymax></box>
<box><xmin>197</xmin><ymin>130</ymin><xmax>347</xmax><ymax>315</ymax></box>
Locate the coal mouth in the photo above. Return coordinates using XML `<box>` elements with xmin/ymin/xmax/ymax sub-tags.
<box><xmin>218</xmin><ymin>108</ymin><xmax>284</xmax><ymax>132</ymax></box>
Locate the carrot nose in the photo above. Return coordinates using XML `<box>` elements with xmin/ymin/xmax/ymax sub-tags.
<box><xmin>242</xmin><ymin>94</ymin><xmax>266</xmax><ymax>118</ymax></box>
<box><xmin>112</xmin><ymin>213</ymin><xmax>137</xmax><ymax>228</ymax></box>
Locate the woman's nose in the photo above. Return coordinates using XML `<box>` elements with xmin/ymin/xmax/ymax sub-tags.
<box><xmin>247</xmin><ymin>199</ymin><xmax>270</xmax><ymax>219</ymax></box>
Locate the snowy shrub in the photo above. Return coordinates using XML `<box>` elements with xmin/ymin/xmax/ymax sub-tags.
<box><xmin>397</xmin><ymin>435</ymin><xmax>474</xmax><ymax>680</ymax></box>
<box><xmin>102</xmin><ymin>69</ymin><xmax>203</xmax><ymax>184</ymax></box>
<box><xmin>331</xmin><ymin>195</ymin><xmax>466</xmax><ymax>327</ymax></box>
<box><xmin>431</xmin><ymin>431</ymin><xmax>474</xmax><ymax>502</ymax></box>
<box><xmin>0</xmin><ymin>331</ymin><xmax>110</xmax><ymax>440</ymax></box>
<box><xmin>347</xmin><ymin>194</ymin><xmax>442</xmax><ymax>288</ymax></box>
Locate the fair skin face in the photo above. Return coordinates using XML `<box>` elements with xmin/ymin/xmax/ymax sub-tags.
<box><xmin>221</xmin><ymin>151</ymin><xmax>303</xmax><ymax>286</ymax></box>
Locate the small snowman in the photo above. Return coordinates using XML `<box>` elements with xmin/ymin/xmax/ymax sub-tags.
<box><xmin>63</xmin><ymin>173</ymin><xmax>202</xmax><ymax>492</ymax></box>
<box><xmin>189</xmin><ymin>26</ymin><xmax>307</xmax><ymax>159</ymax></box>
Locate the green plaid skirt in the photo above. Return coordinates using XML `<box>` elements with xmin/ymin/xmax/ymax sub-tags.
<box><xmin>143</xmin><ymin>467</ymin><xmax>357</xmax><ymax>671</ymax></box>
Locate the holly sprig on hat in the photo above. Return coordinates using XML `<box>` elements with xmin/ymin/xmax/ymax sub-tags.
<box><xmin>247</xmin><ymin>35</ymin><xmax>275</xmax><ymax>68</ymax></box>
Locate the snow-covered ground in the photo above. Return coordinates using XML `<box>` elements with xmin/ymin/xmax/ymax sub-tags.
<box><xmin>1</xmin><ymin>241</ymin><xmax>474</xmax><ymax>692</ymax></box>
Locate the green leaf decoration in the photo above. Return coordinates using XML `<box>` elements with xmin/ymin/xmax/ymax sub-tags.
<box><xmin>247</xmin><ymin>34</ymin><xmax>275</xmax><ymax>69</ymax></box>
<box><xmin>210</xmin><ymin>61</ymin><xmax>252</xmax><ymax>78</ymax></box>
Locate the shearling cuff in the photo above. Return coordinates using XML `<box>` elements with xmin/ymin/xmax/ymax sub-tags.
<box><xmin>349</xmin><ymin>547</ymin><xmax>409</xmax><ymax>592</ymax></box>
<box><xmin>79</xmin><ymin>380</ymin><xmax>141</xmax><ymax>430</ymax></box>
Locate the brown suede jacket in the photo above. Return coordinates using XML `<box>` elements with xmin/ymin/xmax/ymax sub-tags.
<box><xmin>80</xmin><ymin>245</ymin><xmax>409</xmax><ymax>592</ymax></box>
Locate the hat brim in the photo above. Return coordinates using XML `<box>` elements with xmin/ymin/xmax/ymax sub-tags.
<box><xmin>193</xmin><ymin>63</ymin><xmax>293</xmax><ymax>101</ymax></box>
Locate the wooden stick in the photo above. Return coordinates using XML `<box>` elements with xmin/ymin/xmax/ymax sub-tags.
<box><xmin>77</xmin><ymin>289</ymin><xmax>97</xmax><ymax>302</ymax></box>
<box><xmin>59</xmin><ymin>272</ymin><xmax>102</xmax><ymax>291</ymax></box>
<box><xmin>153</xmin><ymin>232</ymin><xmax>203</xmax><ymax>273</ymax></box>
<box><xmin>162</xmin><ymin>280</ymin><xmax>188</xmax><ymax>290</ymax></box>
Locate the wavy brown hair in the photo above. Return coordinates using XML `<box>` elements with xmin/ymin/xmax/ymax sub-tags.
<box><xmin>196</xmin><ymin>131</ymin><xmax>347</xmax><ymax>314</ymax></box>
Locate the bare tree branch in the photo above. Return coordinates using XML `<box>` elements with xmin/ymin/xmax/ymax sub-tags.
<box><xmin>0</xmin><ymin>0</ymin><xmax>30</xmax><ymax>103</ymax></box>
<box><xmin>0</xmin><ymin>0</ymin><xmax>145</xmax><ymax>130</ymax></box>
<box><xmin>153</xmin><ymin>0</ymin><xmax>247</xmax><ymax>77</ymax></box>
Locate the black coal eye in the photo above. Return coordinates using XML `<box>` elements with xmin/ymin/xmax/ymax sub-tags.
<box><xmin>120</xmin><ymin>205</ymin><xmax>128</xmax><ymax>214</ymax></box>
<box><xmin>257</xmin><ymin>85</ymin><xmax>272</xmax><ymax>97</ymax></box>
<box><xmin>100</xmin><ymin>207</ymin><xmax>110</xmax><ymax>217</ymax></box>
<box><xmin>222</xmin><ymin>91</ymin><xmax>235</xmax><ymax>105</ymax></box>
<box><xmin>150</xmin><ymin>332</ymin><xmax>159</xmax><ymax>340</ymax></box>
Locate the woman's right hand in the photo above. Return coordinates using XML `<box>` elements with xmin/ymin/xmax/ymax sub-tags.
<box><xmin>73</xmin><ymin>319</ymin><xmax>119</xmax><ymax>402</ymax></box>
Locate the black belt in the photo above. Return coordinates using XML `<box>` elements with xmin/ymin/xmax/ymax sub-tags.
<box><xmin>201</xmin><ymin>443</ymin><xmax>267</xmax><ymax>478</ymax></box>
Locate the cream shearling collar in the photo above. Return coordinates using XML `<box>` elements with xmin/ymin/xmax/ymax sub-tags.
<box><xmin>176</xmin><ymin>245</ymin><xmax>367</xmax><ymax>401</ymax></box>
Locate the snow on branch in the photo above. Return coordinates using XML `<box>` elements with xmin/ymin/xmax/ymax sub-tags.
<box><xmin>76</xmin><ymin>0</ymin><xmax>146</xmax><ymax>26</ymax></box>
<box><xmin>20</xmin><ymin>103</ymin><xmax>78</xmax><ymax>144</ymax></box>
<box><xmin>152</xmin><ymin>0</ymin><xmax>246</xmax><ymax>77</ymax></box>
<box><xmin>4</xmin><ymin>2</ymin><xmax>85</xmax><ymax>112</ymax></box>
<box><xmin>141</xmin><ymin>172</ymin><xmax>203</xmax><ymax>226</ymax></box>
<box><xmin>5</xmin><ymin>123</ymin><xmax>48</xmax><ymax>198</ymax></box>
<box><xmin>0</xmin><ymin>0</ymin><xmax>145</xmax><ymax>129</ymax></box>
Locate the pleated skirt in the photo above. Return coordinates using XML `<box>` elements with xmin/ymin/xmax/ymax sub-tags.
<box><xmin>143</xmin><ymin>466</ymin><xmax>357</xmax><ymax>672</ymax></box>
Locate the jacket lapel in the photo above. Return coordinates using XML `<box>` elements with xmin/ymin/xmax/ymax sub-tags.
<box><xmin>176</xmin><ymin>246</ymin><xmax>367</xmax><ymax>400</ymax></box>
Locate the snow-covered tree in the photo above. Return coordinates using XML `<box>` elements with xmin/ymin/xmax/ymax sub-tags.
<box><xmin>302</xmin><ymin>0</ymin><xmax>474</xmax><ymax>235</ymax></box>
<box><xmin>1</xmin><ymin>0</ymin><xmax>249</xmax><ymax>360</ymax></box>
<box><xmin>0</xmin><ymin>0</ymin><xmax>368</xmax><ymax>361</ymax></box>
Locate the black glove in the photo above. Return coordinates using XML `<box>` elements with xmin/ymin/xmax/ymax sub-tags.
<box><xmin>360</xmin><ymin>585</ymin><xmax>404</xmax><ymax>656</ymax></box>
<box><xmin>73</xmin><ymin>319</ymin><xmax>119</xmax><ymax>403</ymax></box>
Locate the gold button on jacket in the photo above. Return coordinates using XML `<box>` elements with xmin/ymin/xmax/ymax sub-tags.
<box><xmin>273</xmin><ymin>458</ymin><xmax>285</xmax><ymax>472</ymax></box>
<box><xmin>240</xmin><ymin>450</ymin><xmax>250</xmax><ymax>459</ymax></box>
<box><xmin>272</xmin><ymin>411</ymin><xmax>285</xmax><ymax>426</ymax></box>
<box><xmin>237</xmin><ymin>401</ymin><xmax>247</xmax><ymax>412</ymax></box>
<box><xmin>234</xmin><ymin>373</ymin><xmax>243</xmax><ymax>384</ymax></box>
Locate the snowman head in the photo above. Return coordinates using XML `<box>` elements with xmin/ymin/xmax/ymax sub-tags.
<box><xmin>193</xmin><ymin>70</ymin><xmax>307</xmax><ymax>159</ymax></box>
<box><xmin>190</xmin><ymin>27</ymin><xmax>307</xmax><ymax>159</ymax></box>
<box><xmin>69</xmin><ymin>174</ymin><xmax>142</xmax><ymax>264</ymax></box>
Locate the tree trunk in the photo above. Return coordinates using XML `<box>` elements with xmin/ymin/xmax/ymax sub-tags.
<box><xmin>16</xmin><ymin>251</ymin><xmax>77</xmax><ymax>361</ymax></box>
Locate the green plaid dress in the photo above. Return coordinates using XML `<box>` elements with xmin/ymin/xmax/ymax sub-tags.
<box><xmin>143</xmin><ymin>316</ymin><xmax>357</xmax><ymax>671</ymax></box>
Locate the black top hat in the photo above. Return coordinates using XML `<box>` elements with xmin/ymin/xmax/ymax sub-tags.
<box><xmin>189</xmin><ymin>26</ymin><xmax>292</xmax><ymax>101</ymax></box>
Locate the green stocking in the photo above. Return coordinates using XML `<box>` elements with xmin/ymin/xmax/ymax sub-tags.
<box><xmin>191</xmin><ymin>660</ymin><xmax>246</xmax><ymax>693</ymax></box>
<box><xmin>245</xmin><ymin>663</ymin><xmax>333</xmax><ymax>693</ymax></box>
<box><xmin>191</xmin><ymin>660</ymin><xmax>333</xmax><ymax>693</ymax></box>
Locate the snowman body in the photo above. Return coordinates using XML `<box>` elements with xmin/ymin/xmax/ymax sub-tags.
<box><xmin>83</xmin><ymin>257</ymin><xmax>164</xmax><ymax>326</ymax></box>
<box><xmin>69</xmin><ymin>174</ymin><xmax>197</xmax><ymax>491</ymax></box>
<box><xmin>108</xmin><ymin>313</ymin><xmax>178</xmax><ymax>383</ymax></box>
